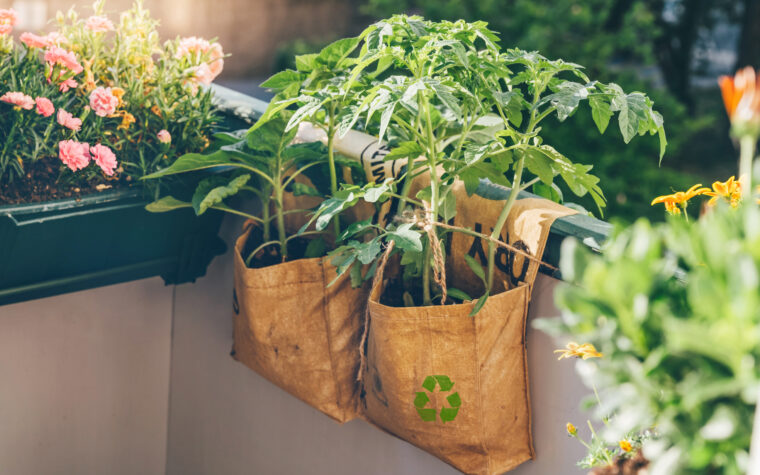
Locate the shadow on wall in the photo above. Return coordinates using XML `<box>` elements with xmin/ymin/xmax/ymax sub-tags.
<box><xmin>11</xmin><ymin>0</ymin><xmax>356</xmax><ymax>76</ymax></box>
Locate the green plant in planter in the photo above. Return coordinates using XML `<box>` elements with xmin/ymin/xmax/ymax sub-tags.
<box><xmin>144</xmin><ymin>115</ymin><xmax>333</xmax><ymax>263</ymax></box>
<box><xmin>301</xmin><ymin>15</ymin><xmax>666</xmax><ymax>310</ymax></box>
<box><xmin>0</xmin><ymin>1</ymin><xmax>222</xmax><ymax>204</ymax></box>
<box><xmin>253</xmin><ymin>35</ymin><xmax>367</xmax><ymax>238</ymax></box>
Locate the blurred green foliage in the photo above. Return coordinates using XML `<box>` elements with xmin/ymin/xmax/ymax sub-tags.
<box><xmin>541</xmin><ymin>202</ymin><xmax>760</xmax><ymax>473</ymax></box>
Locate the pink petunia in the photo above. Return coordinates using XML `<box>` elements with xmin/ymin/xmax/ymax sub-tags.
<box><xmin>57</xmin><ymin>109</ymin><xmax>82</xmax><ymax>131</ymax></box>
<box><xmin>20</xmin><ymin>32</ymin><xmax>51</xmax><ymax>48</ymax></box>
<box><xmin>90</xmin><ymin>144</ymin><xmax>117</xmax><ymax>176</ymax></box>
<box><xmin>59</xmin><ymin>140</ymin><xmax>90</xmax><ymax>171</ymax></box>
<box><xmin>59</xmin><ymin>78</ymin><xmax>78</xmax><ymax>93</ymax></box>
<box><xmin>85</xmin><ymin>15</ymin><xmax>114</xmax><ymax>33</ymax></box>
<box><xmin>1</xmin><ymin>91</ymin><xmax>35</xmax><ymax>110</ymax></box>
<box><xmin>44</xmin><ymin>46</ymin><xmax>83</xmax><ymax>74</ymax></box>
<box><xmin>89</xmin><ymin>87</ymin><xmax>118</xmax><ymax>117</ymax></box>
<box><xmin>35</xmin><ymin>97</ymin><xmax>54</xmax><ymax>117</ymax></box>
<box><xmin>157</xmin><ymin>129</ymin><xmax>172</xmax><ymax>144</ymax></box>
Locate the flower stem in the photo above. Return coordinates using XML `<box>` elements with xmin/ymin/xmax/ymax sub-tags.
<box><xmin>739</xmin><ymin>135</ymin><xmax>756</xmax><ymax>197</ymax></box>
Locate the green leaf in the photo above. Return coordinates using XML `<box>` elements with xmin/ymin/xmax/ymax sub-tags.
<box><xmin>524</xmin><ymin>148</ymin><xmax>555</xmax><ymax>185</ymax></box>
<box><xmin>387</xmin><ymin>223</ymin><xmax>423</xmax><ymax>252</ymax></box>
<box><xmin>542</xmin><ymin>81</ymin><xmax>595</xmax><ymax>121</ymax></box>
<box><xmin>295</xmin><ymin>53</ymin><xmax>319</xmax><ymax>72</ymax></box>
<box><xmin>364</xmin><ymin>181</ymin><xmax>392</xmax><ymax>203</ymax></box>
<box><xmin>532</xmin><ymin>181</ymin><xmax>563</xmax><ymax>203</ymax></box>
<box><xmin>469</xmin><ymin>292</ymin><xmax>489</xmax><ymax>317</ymax></box>
<box><xmin>357</xmin><ymin>238</ymin><xmax>382</xmax><ymax>265</ymax></box>
<box><xmin>304</xmin><ymin>238</ymin><xmax>326</xmax><ymax>258</ymax></box>
<box><xmin>589</xmin><ymin>95</ymin><xmax>613</xmax><ymax>134</ymax></box>
<box><xmin>385</xmin><ymin>141</ymin><xmax>424</xmax><ymax>161</ymax></box>
<box><xmin>192</xmin><ymin>174</ymin><xmax>251</xmax><ymax>215</ymax></box>
<box><xmin>145</xmin><ymin>196</ymin><xmax>191</xmax><ymax>213</ymax></box>
<box><xmin>608</xmin><ymin>84</ymin><xmax>649</xmax><ymax>144</ymax></box>
<box><xmin>440</xmin><ymin>190</ymin><xmax>457</xmax><ymax>222</ymax></box>
<box><xmin>285</xmin><ymin>97</ymin><xmax>325</xmax><ymax>131</ymax></box>
<box><xmin>464</xmin><ymin>254</ymin><xmax>487</xmax><ymax>285</ymax></box>
<box><xmin>260</xmin><ymin>69</ymin><xmax>303</xmax><ymax>91</ymax></box>
<box><xmin>142</xmin><ymin>151</ymin><xmax>244</xmax><ymax>179</ymax></box>
<box><xmin>447</xmin><ymin>287</ymin><xmax>472</xmax><ymax>302</ymax></box>
<box><xmin>318</xmin><ymin>37</ymin><xmax>360</xmax><ymax>66</ymax></box>
<box><xmin>290</xmin><ymin>182</ymin><xmax>321</xmax><ymax>197</ymax></box>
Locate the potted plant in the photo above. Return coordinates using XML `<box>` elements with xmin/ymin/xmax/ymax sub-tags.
<box><xmin>296</xmin><ymin>15</ymin><xmax>666</xmax><ymax>475</ymax></box>
<box><xmin>0</xmin><ymin>1</ymin><xmax>228</xmax><ymax>305</ymax></box>
<box><xmin>541</xmin><ymin>68</ymin><xmax>760</xmax><ymax>474</ymax></box>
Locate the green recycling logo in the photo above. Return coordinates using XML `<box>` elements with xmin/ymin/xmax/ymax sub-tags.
<box><xmin>414</xmin><ymin>375</ymin><xmax>461</xmax><ymax>423</ymax></box>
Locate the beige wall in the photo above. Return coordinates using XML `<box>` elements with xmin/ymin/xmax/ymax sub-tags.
<box><xmin>14</xmin><ymin>0</ymin><xmax>356</xmax><ymax>75</ymax></box>
<box><xmin>0</xmin><ymin>278</ymin><xmax>173</xmax><ymax>475</ymax></box>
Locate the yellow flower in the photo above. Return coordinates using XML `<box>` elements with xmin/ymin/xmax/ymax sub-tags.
<box><xmin>151</xmin><ymin>105</ymin><xmax>162</xmax><ymax>117</ymax></box>
<box><xmin>704</xmin><ymin>176</ymin><xmax>742</xmax><ymax>207</ymax></box>
<box><xmin>111</xmin><ymin>87</ymin><xmax>125</xmax><ymax>106</ymax></box>
<box><xmin>651</xmin><ymin>184</ymin><xmax>709</xmax><ymax>214</ymax></box>
<box><xmin>619</xmin><ymin>440</ymin><xmax>632</xmax><ymax>452</ymax></box>
<box><xmin>117</xmin><ymin>111</ymin><xmax>136</xmax><ymax>130</ymax></box>
<box><xmin>566</xmin><ymin>423</ymin><xmax>577</xmax><ymax>436</ymax></box>
<box><xmin>555</xmin><ymin>342</ymin><xmax>603</xmax><ymax>360</ymax></box>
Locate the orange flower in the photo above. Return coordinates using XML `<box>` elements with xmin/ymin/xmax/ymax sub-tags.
<box><xmin>651</xmin><ymin>184</ymin><xmax>708</xmax><ymax>215</ymax></box>
<box><xmin>555</xmin><ymin>342</ymin><xmax>603</xmax><ymax>360</ymax></box>
<box><xmin>566</xmin><ymin>423</ymin><xmax>577</xmax><ymax>436</ymax></box>
<box><xmin>619</xmin><ymin>440</ymin><xmax>632</xmax><ymax>452</ymax></box>
<box><xmin>703</xmin><ymin>176</ymin><xmax>742</xmax><ymax>207</ymax></box>
<box><xmin>719</xmin><ymin>67</ymin><xmax>760</xmax><ymax>125</ymax></box>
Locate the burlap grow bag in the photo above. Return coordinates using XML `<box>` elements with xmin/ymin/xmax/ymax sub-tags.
<box><xmin>232</xmin><ymin>227</ymin><xmax>368</xmax><ymax>423</ymax></box>
<box><xmin>361</xmin><ymin>196</ymin><xmax>575</xmax><ymax>475</ymax></box>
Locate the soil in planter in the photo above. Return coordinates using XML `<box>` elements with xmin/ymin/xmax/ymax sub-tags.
<box><xmin>241</xmin><ymin>225</ymin><xmax>316</xmax><ymax>269</ymax></box>
<box><xmin>0</xmin><ymin>156</ymin><xmax>126</xmax><ymax>205</ymax></box>
<box><xmin>378</xmin><ymin>271</ymin><xmax>467</xmax><ymax>307</ymax></box>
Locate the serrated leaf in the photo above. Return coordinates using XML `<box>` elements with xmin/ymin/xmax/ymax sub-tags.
<box><xmin>387</xmin><ymin>223</ymin><xmax>423</xmax><ymax>252</ymax></box>
<box><xmin>304</xmin><ymin>238</ymin><xmax>326</xmax><ymax>258</ymax></box>
<box><xmin>295</xmin><ymin>53</ymin><xmax>319</xmax><ymax>72</ymax></box>
<box><xmin>318</xmin><ymin>36</ymin><xmax>360</xmax><ymax>66</ymax></box>
<box><xmin>339</xmin><ymin>218</ymin><xmax>373</xmax><ymax>241</ymax></box>
<box><xmin>357</xmin><ymin>238</ymin><xmax>382</xmax><ymax>265</ymax></box>
<box><xmin>142</xmin><ymin>151</ymin><xmax>246</xmax><ymax>179</ymax></box>
<box><xmin>385</xmin><ymin>141</ymin><xmax>424</xmax><ymax>161</ymax></box>
<box><xmin>589</xmin><ymin>95</ymin><xmax>613</xmax><ymax>134</ymax></box>
<box><xmin>543</xmin><ymin>81</ymin><xmax>595</xmax><ymax>121</ymax></box>
<box><xmin>525</xmin><ymin>148</ymin><xmax>555</xmax><ymax>185</ymax></box>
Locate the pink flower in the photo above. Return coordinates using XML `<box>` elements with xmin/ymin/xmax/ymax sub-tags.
<box><xmin>0</xmin><ymin>24</ymin><xmax>12</xmax><ymax>36</ymax></box>
<box><xmin>20</xmin><ymin>32</ymin><xmax>51</xmax><ymax>48</ymax></box>
<box><xmin>59</xmin><ymin>78</ymin><xmax>78</xmax><ymax>93</ymax></box>
<box><xmin>191</xmin><ymin>63</ymin><xmax>216</xmax><ymax>85</ymax></box>
<box><xmin>44</xmin><ymin>46</ymin><xmax>83</xmax><ymax>74</ymax></box>
<box><xmin>35</xmin><ymin>97</ymin><xmax>54</xmax><ymax>117</ymax></box>
<box><xmin>90</xmin><ymin>144</ymin><xmax>117</xmax><ymax>176</ymax></box>
<box><xmin>0</xmin><ymin>9</ymin><xmax>18</xmax><ymax>27</ymax></box>
<box><xmin>57</xmin><ymin>109</ymin><xmax>82</xmax><ymax>131</ymax></box>
<box><xmin>89</xmin><ymin>87</ymin><xmax>118</xmax><ymax>117</ymax></box>
<box><xmin>45</xmin><ymin>32</ymin><xmax>66</xmax><ymax>46</ymax></box>
<box><xmin>207</xmin><ymin>43</ymin><xmax>224</xmax><ymax>79</ymax></box>
<box><xmin>176</xmin><ymin>36</ymin><xmax>212</xmax><ymax>59</ymax></box>
<box><xmin>85</xmin><ymin>15</ymin><xmax>114</xmax><ymax>33</ymax></box>
<box><xmin>1</xmin><ymin>91</ymin><xmax>35</xmax><ymax>110</ymax></box>
<box><xmin>59</xmin><ymin>140</ymin><xmax>90</xmax><ymax>171</ymax></box>
<box><xmin>157</xmin><ymin>129</ymin><xmax>171</xmax><ymax>144</ymax></box>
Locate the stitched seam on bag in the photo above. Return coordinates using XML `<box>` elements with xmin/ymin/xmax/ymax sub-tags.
<box><xmin>320</xmin><ymin>262</ymin><xmax>344</xmax><ymax>421</ymax></box>
<box><xmin>474</xmin><ymin>309</ymin><xmax>491</xmax><ymax>473</ymax></box>
<box><xmin>522</xmin><ymin>284</ymin><xmax>536</xmax><ymax>459</ymax></box>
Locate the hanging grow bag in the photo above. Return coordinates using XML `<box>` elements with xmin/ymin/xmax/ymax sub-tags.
<box><xmin>231</xmin><ymin>225</ymin><xmax>369</xmax><ymax>423</ymax></box>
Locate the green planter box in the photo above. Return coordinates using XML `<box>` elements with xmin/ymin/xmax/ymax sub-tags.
<box><xmin>0</xmin><ymin>188</ymin><xmax>225</xmax><ymax>306</ymax></box>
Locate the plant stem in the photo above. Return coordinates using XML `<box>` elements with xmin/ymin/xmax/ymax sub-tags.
<box><xmin>275</xmin><ymin>183</ymin><xmax>288</xmax><ymax>262</ymax></box>
<box><xmin>486</xmin><ymin>155</ymin><xmax>524</xmax><ymax>291</ymax></box>
<box><xmin>262</xmin><ymin>196</ymin><xmax>271</xmax><ymax>242</ymax></box>
<box><xmin>739</xmin><ymin>135</ymin><xmax>756</xmax><ymax>197</ymax></box>
<box><xmin>326</xmin><ymin>107</ymin><xmax>341</xmax><ymax>239</ymax></box>
<box><xmin>421</xmin><ymin>95</ymin><xmax>438</xmax><ymax>306</ymax></box>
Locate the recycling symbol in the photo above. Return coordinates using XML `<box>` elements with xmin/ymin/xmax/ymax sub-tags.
<box><xmin>414</xmin><ymin>375</ymin><xmax>461</xmax><ymax>423</ymax></box>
